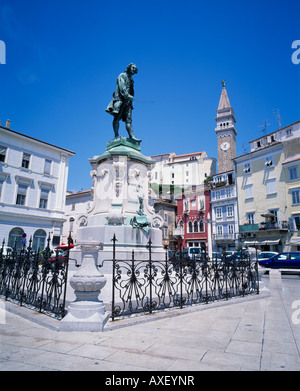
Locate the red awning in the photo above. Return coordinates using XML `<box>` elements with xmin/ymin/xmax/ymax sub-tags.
<box><xmin>56</xmin><ymin>243</ymin><xmax>74</xmax><ymax>249</ymax></box>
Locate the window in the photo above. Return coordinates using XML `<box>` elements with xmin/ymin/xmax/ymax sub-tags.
<box><xmin>265</xmin><ymin>156</ymin><xmax>273</xmax><ymax>168</ymax></box>
<box><xmin>291</xmin><ymin>189</ymin><xmax>300</xmax><ymax>205</ymax></box>
<box><xmin>0</xmin><ymin>145</ymin><xmax>7</xmax><ymax>162</ymax></box>
<box><xmin>193</xmin><ymin>221</ymin><xmax>198</xmax><ymax>233</ymax></box>
<box><xmin>217</xmin><ymin>225</ymin><xmax>223</xmax><ymax>235</ymax></box>
<box><xmin>188</xmin><ymin>221</ymin><xmax>193</xmax><ymax>233</ymax></box>
<box><xmin>226</xmin><ymin>188</ymin><xmax>232</xmax><ymax>197</ymax></box>
<box><xmin>228</xmin><ymin>224</ymin><xmax>234</xmax><ymax>234</ymax></box>
<box><xmin>295</xmin><ymin>216</ymin><xmax>300</xmax><ymax>230</ymax></box>
<box><xmin>286</xmin><ymin>128</ymin><xmax>292</xmax><ymax>137</ymax></box>
<box><xmin>243</xmin><ymin>163</ymin><xmax>251</xmax><ymax>174</ymax></box>
<box><xmin>44</xmin><ymin>159</ymin><xmax>52</xmax><ymax>175</ymax></box>
<box><xmin>215</xmin><ymin>190</ymin><xmax>221</xmax><ymax>200</ymax></box>
<box><xmin>171</xmin><ymin>173</ymin><xmax>174</xmax><ymax>179</ymax></box>
<box><xmin>186</xmin><ymin>171</ymin><xmax>189</xmax><ymax>176</ymax></box>
<box><xmin>245</xmin><ymin>184</ymin><xmax>253</xmax><ymax>199</ymax></box>
<box><xmin>191</xmin><ymin>199</ymin><xmax>196</xmax><ymax>207</ymax></box>
<box><xmin>0</xmin><ymin>180</ymin><xmax>3</xmax><ymax>199</ymax></box>
<box><xmin>16</xmin><ymin>185</ymin><xmax>27</xmax><ymax>205</ymax></box>
<box><xmin>289</xmin><ymin>166</ymin><xmax>299</xmax><ymax>181</ymax></box>
<box><xmin>183</xmin><ymin>199</ymin><xmax>189</xmax><ymax>212</ymax></box>
<box><xmin>21</xmin><ymin>152</ymin><xmax>31</xmax><ymax>169</ymax></box>
<box><xmin>246</xmin><ymin>212</ymin><xmax>255</xmax><ymax>225</ymax></box>
<box><xmin>198</xmin><ymin>196</ymin><xmax>205</xmax><ymax>210</ymax></box>
<box><xmin>39</xmin><ymin>189</ymin><xmax>49</xmax><ymax>209</ymax></box>
<box><xmin>199</xmin><ymin>220</ymin><xmax>204</xmax><ymax>232</ymax></box>
<box><xmin>227</xmin><ymin>206</ymin><xmax>233</xmax><ymax>217</ymax></box>
<box><xmin>8</xmin><ymin>227</ymin><xmax>24</xmax><ymax>248</ymax></box>
<box><xmin>266</xmin><ymin>178</ymin><xmax>277</xmax><ymax>195</ymax></box>
<box><xmin>269</xmin><ymin>209</ymin><xmax>278</xmax><ymax>223</ymax></box>
<box><xmin>32</xmin><ymin>229</ymin><xmax>47</xmax><ymax>252</ymax></box>
<box><xmin>216</xmin><ymin>207</ymin><xmax>222</xmax><ymax>218</ymax></box>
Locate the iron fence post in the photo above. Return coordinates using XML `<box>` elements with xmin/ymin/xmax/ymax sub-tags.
<box><xmin>61</xmin><ymin>234</ymin><xmax>72</xmax><ymax>318</ymax></box>
<box><xmin>111</xmin><ymin>234</ymin><xmax>117</xmax><ymax>321</ymax></box>
<box><xmin>147</xmin><ymin>238</ymin><xmax>153</xmax><ymax>314</ymax></box>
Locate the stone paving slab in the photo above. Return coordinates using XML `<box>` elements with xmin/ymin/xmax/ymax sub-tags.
<box><xmin>0</xmin><ymin>273</ymin><xmax>299</xmax><ymax>372</ymax></box>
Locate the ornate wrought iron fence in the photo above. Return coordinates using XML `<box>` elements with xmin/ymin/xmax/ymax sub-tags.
<box><xmin>0</xmin><ymin>236</ymin><xmax>71</xmax><ymax>319</ymax></box>
<box><xmin>108</xmin><ymin>235</ymin><xmax>259</xmax><ymax>321</ymax></box>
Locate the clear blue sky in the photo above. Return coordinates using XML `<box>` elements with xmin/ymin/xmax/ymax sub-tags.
<box><xmin>0</xmin><ymin>0</ymin><xmax>299</xmax><ymax>192</ymax></box>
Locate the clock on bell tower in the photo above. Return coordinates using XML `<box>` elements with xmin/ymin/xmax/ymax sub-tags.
<box><xmin>215</xmin><ymin>81</ymin><xmax>237</xmax><ymax>173</ymax></box>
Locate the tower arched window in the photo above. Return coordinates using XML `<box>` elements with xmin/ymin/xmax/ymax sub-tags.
<box><xmin>188</xmin><ymin>221</ymin><xmax>193</xmax><ymax>233</ymax></box>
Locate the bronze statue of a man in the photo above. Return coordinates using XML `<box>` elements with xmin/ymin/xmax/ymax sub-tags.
<box><xmin>106</xmin><ymin>63</ymin><xmax>140</xmax><ymax>142</ymax></box>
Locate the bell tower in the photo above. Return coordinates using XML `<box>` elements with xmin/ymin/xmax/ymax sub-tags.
<box><xmin>215</xmin><ymin>81</ymin><xmax>237</xmax><ymax>173</ymax></box>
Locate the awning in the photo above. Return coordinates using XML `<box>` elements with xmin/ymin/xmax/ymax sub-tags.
<box><xmin>261</xmin><ymin>213</ymin><xmax>275</xmax><ymax>218</ymax></box>
<box><xmin>288</xmin><ymin>237</ymin><xmax>300</xmax><ymax>246</ymax></box>
<box><xmin>56</xmin><ymin>243</ymin><xmax>74</xmax><ymax>249</ymax></box>
<box><xmin>243</xmin><ymin>238</ymin><xmax>281</xmax><ymax>246</ymax></box>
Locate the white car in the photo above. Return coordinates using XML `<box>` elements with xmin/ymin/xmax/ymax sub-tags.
<box><xmin>1</xmin><ymin>246</ymin><xmax>13</xmax><ymax>256</ymax></box>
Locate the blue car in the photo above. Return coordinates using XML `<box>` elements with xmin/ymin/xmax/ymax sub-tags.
<box><xmin>258</xmin><ymin>252</ymin><xmax>300</xmax><ymax>269</ymax></box>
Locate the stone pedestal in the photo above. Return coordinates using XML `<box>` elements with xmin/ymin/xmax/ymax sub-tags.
<box><xmin>71</xmin><ymin>137</ymin><xmax>165</xmax><ymax>268</ymax></box>
<box><xmin>59</xmin><ymin>242</ymin><xmax>109</xmax><ymax>332</ymax></box>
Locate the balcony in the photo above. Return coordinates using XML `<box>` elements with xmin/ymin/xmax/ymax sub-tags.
<box><xmin>239</xmin><ymin>224</ymin><xmax>259</xmax><ymax>233</ymax></box>
<box><xmin>239</xmin><ymin>221</ymin><xmax>289</xmax><ymax>233</ymax></box>
<box><xmin>173</xmin><ymin>227</ymin><xmax>184</xmax><ymax>236</ymax></box>
<box><xmin>213</xmin><ymin>233</ymin><xmax>237</xmax><ymax>241</ymax></box>
<box><xmin>258</xmin><ymin>221</ymin><xmax>289</xmax><ymax>231</ymax></box>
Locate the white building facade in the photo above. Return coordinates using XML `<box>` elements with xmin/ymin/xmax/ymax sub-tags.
<box><xmin>62</xmin><ymin>190</ymin><xmax>93</xmax><ymax>244</ymax></box>
<box><xmin>0</xmin><ymin>122</ymin><xmax>75</xmax><ymax>251</ymax></box>
<box><xmin>150</xmin><ymin>151</ymin><xmax>216</xmax><ymax>197</ymax></box>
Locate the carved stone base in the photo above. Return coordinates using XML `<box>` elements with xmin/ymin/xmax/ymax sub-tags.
<box><xmin>59</xmin><ymin>241</ymin><xmax>109</xmax><ymax>332</ymax></box>
<box><xmin>59</xmin><ymin>297</ymin><xmax>109</xmax><ymax>332</ymax></box>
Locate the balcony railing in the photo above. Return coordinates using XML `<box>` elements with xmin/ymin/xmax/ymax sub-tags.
<box><xmin>239</xmin><ymin>221</ymin><xmax>289</xmax><ymax>233</ymax></box>
<box><xmin>258</xmin><ymin>221</ymin><xmax>289</xmax><ymax>231</ymax></box>
<box><xmin>173</xmin><ymin>228</ymin><xmax>184</xmax><ymax>236</ymax></box>
<box><xmin>239</xmin><ymin>224</ymin><xmax>259</xmax><ymax>232</ymax></box>
<box><xmin>213</xmin><ymin>233</ymin><xmax>237</xmax><ymax>241</ymax></box>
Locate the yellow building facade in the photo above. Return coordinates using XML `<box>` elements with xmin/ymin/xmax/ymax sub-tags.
<box><xmin>234</xmin><ymin>121</ymin><xmax>300</xmax><ymax>252</ymax></box>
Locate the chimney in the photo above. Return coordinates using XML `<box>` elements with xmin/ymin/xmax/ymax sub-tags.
<box><xmin>5</xmin><ymin>119</ymin><xmax>11</xmax><ymax>129</ymax></box>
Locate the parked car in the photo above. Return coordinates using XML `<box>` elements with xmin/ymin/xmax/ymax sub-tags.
<box><xmin>257</xmin><ymin>251</ymin><xmax>278</xmax><ymax>262</ymax></box>
<box><xmin>187</xmin><ymin>247</ymin><xmax>202</xmax><ymax>260</ymax></box>
<box><xmin>258</xmin><ymin>252</ymin><xmax>300</xmax><ymax>269</ymax></box>
<box><xmin>48</xmin><ymin>249</ymin><xmax>69</xmax><ymax>268</ymax></box>
<box><xmin>224</xmin><ymin>251</ymin><xmax>235</xmax><ymax>259</ymax></box>
<box><xmin>211</xmin><ymin>252</ymin><xmax>222</xmax><ymax>263</ymax></box>
<box><xmin>0</xmin><ymin>246</ymin><xmax>13</xmax><ymax>256</ymax></box>
<box><xmin>168</xmin><ymin>250</ymin><xmax>175</xmax><ymax>263</ymax></box>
